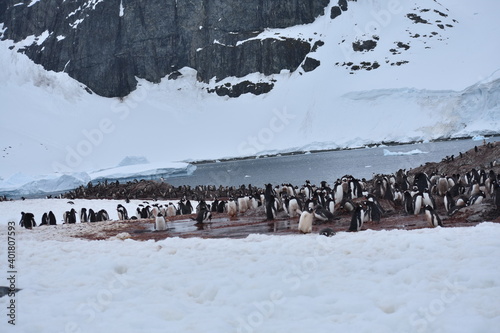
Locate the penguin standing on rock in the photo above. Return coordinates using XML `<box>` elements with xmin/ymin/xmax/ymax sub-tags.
<box><xmin>424</xmin><ymin>205</ymin><xmax>443</xmax><ymax>227</ymax></box>
<box><xmin>412</xmin><ymin>192</ymin><xmax>424</xmax><ymax>215</ymax></box>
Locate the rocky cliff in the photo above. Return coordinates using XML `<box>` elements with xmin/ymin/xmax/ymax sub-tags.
<box><xmin>0</xmin><ymin>0</ymin><xmax>333</xmax><ymax>97</ymax></box>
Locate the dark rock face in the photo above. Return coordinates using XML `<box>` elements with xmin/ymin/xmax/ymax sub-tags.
<box><xmin>301</xmin><ymin>57</ymin><xmax>321</xmax><ymax>72</ymax></box>
<box><xmin>352</xmin><ymin>39</ymin><xmax>377</xmax><ymax>52</ymax></box>
<box><xmin>0</xmin><ymin>0</ymin><xmax>329</xmax><ymax>97</ymax></box>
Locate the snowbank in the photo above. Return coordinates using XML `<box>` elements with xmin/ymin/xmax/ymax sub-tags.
<box><xmin>0</xmin><ymin>221</ymin><xmax>499</xmax><ymax>332</ymax></box>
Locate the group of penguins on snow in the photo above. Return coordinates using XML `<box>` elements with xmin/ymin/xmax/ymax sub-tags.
<box><xmin>17</xmin><ymin>167</ymin><xmax>500</xmax><ymax>235</ymax></box>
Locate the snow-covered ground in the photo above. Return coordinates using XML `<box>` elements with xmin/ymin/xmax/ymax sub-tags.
<box><xmin>1</xmin><ymin>210</ymin><xmax>499</xmax><ymax>332</ymax></box>
<box><xmin>1</xmin><ymin>1</ymin><xmax>499</xmax><ymax>331</ymax></box>
<box><xmin>1</xmin><ymin>0</ymin><xmax>499</xmax><ymax>192</ymax></box>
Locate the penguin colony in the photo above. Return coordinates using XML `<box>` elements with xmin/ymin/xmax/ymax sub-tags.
<box><xmin>15</xmin><ymin>143</ymin><xmax>500</xmax><ymax>235</ymax></box>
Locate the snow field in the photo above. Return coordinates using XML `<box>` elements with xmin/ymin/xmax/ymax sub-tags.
<box><xmin>1</xmin><ymin>220</ymin><xmax>499</xmax><ymax>332</ymax></box>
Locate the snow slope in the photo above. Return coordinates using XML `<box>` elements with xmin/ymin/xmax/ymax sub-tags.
<box><xmin>0</xmin><ymin>208</ymin><xmax>499</xmax><ymax>332</ymax></box>
<box><xmin>0</xmin><ymin>0</ymin><xmax>499</xmax><ymax>185</ymax></box>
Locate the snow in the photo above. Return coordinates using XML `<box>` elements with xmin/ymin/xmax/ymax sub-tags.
<box><xmin>0</xmin><ymin>196</ymin><xmax>499</xmax><ymax>332</ymax></box>
<box><xmin>383</xmin><ymin>148</ymin><xmax>428</xmax><ymax>156</ymax></box>
<box><xmin>0</xmin><ymin>0</ymin><xmax>499</xmax><ymax>190</ymax></box>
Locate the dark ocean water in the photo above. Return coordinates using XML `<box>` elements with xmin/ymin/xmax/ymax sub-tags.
<box><xmin>166</xmin><ymin>137</ymin><xmax>499</xmax><ymax>187</ymax></box>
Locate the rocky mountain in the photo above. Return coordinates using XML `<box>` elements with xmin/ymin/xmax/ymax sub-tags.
<box><xmin>0</xmin><ymin>0</ymin><xmax>460</xmax><ymax>98</ymax></box>
<box><xmin>0</xmin><ymin>0</ymin><xmax>331</xmax><ymax>97</ymax></box>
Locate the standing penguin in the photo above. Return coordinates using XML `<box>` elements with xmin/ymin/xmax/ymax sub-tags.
<box><xmin>412</xmin><ymin>192</ymin><xmax>424</xmax><ymax>215</ymax></box>
<box><xmin>194</xmin><ymin>207</ymin><xmax>212</xmax><ymax>224</ymax></box>
<box><xmin>80</xmin><ymin>208</ymin><xmax>88</xmax><ymax>223</ymax></box>
<box><xmin>348</xmin><ymin>205</ymin><xmax>365</xmax><ymax>232</ymax></box>
<box><xmin>40</xmin><ymin>212</ymin><xmax>49</xmax><ymax>226</ymax></box>
<box><xmin>48</xmin><ymin>211</ymin><xmax>57</xmax><ymax>225</ymax></box>
<box><xmin>443</xmin><ymin>191</ymin><xmax>454</xmax><ymax>214</ymax></box>
<box><xmin>117</xmin><ymin>204</ymin><xmax>129</xmax><ymax>220</ymax></box>
<box><xmin>422</xmin><ymin>189</ymin><xmax>436</xmax><ymax>209</ymax></box>
<box><xmin>298</xmin><ymin>207</ymin><xmax>315</xmax><ymax>234</ymax></box>
<box><xmin>424</xmin><ymin>205</ymin><xmax>443</xmax><ymax>227</ymax></box>
<box><xmin>155</xmin><ymin>212</ymin><xmax>167</xmax><ymax>231</ymax></box>
<box><xmin>20</xmin><ymin>212</ymin><xmax>36</xmax><ymax>229</ymax></box>
<box><xmin>403</xmin><ymin>191</ymin><xmax>413</xmax><ymax>215</ymax></box>
<box><xmin>227</xmin><ymin>198</ymin><xmax>238</xmax><ymax>218</ymax></box>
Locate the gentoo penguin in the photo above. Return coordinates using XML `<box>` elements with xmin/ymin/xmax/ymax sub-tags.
<box><xmin>155</xmin><ymin>213</ymin><xmax>167</xmax><ymax>231</ymax></box>
<box><xmin>96</xmin><ymin>209</ymin><xmax>109</xmax><ymax>222</ymax></box>
<box><xmin>314</xmin><ymin>205</ymin><xmax>334</xmax><ymax>222</ymax></box>
<box><xmin>20</xmin><ymin>212</ymin><xmax>36</xmax><ymax>229</ymax></box>
<box><xmin>348</xmin><ymin>205</ymin><xmax>364</xmax><ymax>232</ymax></box>
<box><xmin>288</xmin><ymin>197</ymin><xmax>302</xmax><ymax>218</ymax></box>
<box><xmin>424</xmin><ymin>205</ymin><xmax>443</xmax><ymax>227</ymax></box>
<box><xmin>117</xmin><ymin>204</ymin><xmax>128</xmax><ymax>220</ymax></box>
<box><xmin>412</xmin><ymin>192</ymin><xmax>423</xmax><ymax>215</ymax></box>
<box><xmin>80</xmin><ymin>208</ymin><xmax>88</xmax><ymax>222</ymax></box>
<box><xmin>227</xmin><ymin>198</ymin><xmax>238</xmax><ymax>218</ymax></box>
<box><xmin>88</xmin><ymin>209</ymin><xmax>97</xmax><ymax>222</ymax></box>
<box><xmin>238</xmin><ymin>196</ymin><xmax>249</xmax><ymax>214</ymax></box>
<box><xmin>298</xmin><ymin>207</ymin><xmax>315</xmax><ymax>234</ymax></box>
<box><xmin>437</xmin><ymin>176</ymin><xmax>449</xmax><ymax>196</ymax></box>
<box><xmin>217</xmin><ymin>200</ymin><xmax>226</xmax><ymax>213</ymax></box>
<box><xmin>166</xmin><ymin>203</ymin><xmax>177</xmax><ymax>217</ymax></box>
<box><xmin>194</xmin><ymin>207</ymin><xmax>212</xmax><ymax>224</ymax></box>
<box><xmin>444</xmin><ymin>191</ymin><xmax>454</xmax><ymax>214</ymax></box>
<box><xmin>467</xmin><ymin>191</ymin><xmax>485</xmax><ymax>206</ymax></box>
<box><xmin>422</xmin><ymin>189</ymin><xmax>436</xmax><ymax>209</ymax></box>
<box><xmin>48</xmin><ymin>211</ymin><xmax>57</xmax><ymax>225</ymax></box>
<box><xmin>403</xmin><ymin>191</ymin><xmax>413</xmax><ymax>215</ymax></box>
<box><xmin>265</xmin><ymin>195</ymin><xmax>277</xmax><ymax>220</ymax></box>
<box><xmin>319</xmin><ymin>227</ymin><xmax>336</xmax><ymax>237</ymax></box>
<box><xmin>64</xmin><ymin>208</ymin><xmax>77</xmax><ymax>224</ymax></box>
<box><xmin>365</xmin><ymin>200</ymin><xmax>381</xmax><ymax>222</ymax></box>
<box><xmin>40</xmin><ymin>212</ymin><xmax>49</xmax><ymax>226</ymax></box>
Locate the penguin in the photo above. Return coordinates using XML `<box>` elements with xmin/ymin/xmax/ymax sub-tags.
<box><xmin>319</xmin><ymin>227</ymin><xmax>336</xmax><ymax>237</ymax></box>
<box><xmin>96</xmin><ymin>209</ymin><xmax>109</xmax><ymax>221</ymax></box>
<box><xmin>424</xmin><ymin>205</ymin><xmax>443</xmax><ymax>227</ymax></box>
<box><xmin>40</xmin><ymin>212</ymin><xmax>49</xmax><ymax>226</ymax></box>
<box><xmin>80</xmin><ymin>208</ymin><xmax>88</xmax><ymax>222</ymax></box>
<box><xmin>298</xmin><ymin>207</ymin><xmax>314</xmax><ymax>234</ymax></box>
<box><xmin>238</xmin><ymin>196</ymin><xmax>249</xmax><ymax>214</ymax></box>
<box><xmin>288</xmin><ymin>197</ymin><xmax>302</xmax><ymax>218</ymax></box>
<box><xmin>403</xmin><ymin>191</ymin><xmax>413</xmax><ymax>215</ymax></box>
<box><xmin>348</xmin><ymin>204</ymin><xmax>365</xmax><ymax>232</ymax></box>
<box><xmin>437</xmin><ymin>177</ymin><xmax>449</xmax><ymax>196</ymax></box>
<box><xmin>412</xmin><ymin>192</ymin><xmax>423</xmax><ymax>215</ymax></box>
<box><xmin>227</xmin><ymin>198</ymin><xmax>238</xmax><ymax>218</ymax></box>
<box><xmin>21</xmin><ymin>212</ymin><xmax>36</xmax><ymax>229</ymax></box>
<box><xmin>155</xmin><ymin>213</ymin><xmax>167</xmax><ymax>231</ymax></box>
<box><xmin>314</xmin><ymin>205</ymin><xmax>334</xmax><ymax>222</ymax></box>
<box><xmin>117</xmin><ymin>204</ymin><xmax>128</xmax><ymax>220</ymax></box>
<box><xmin>166</xmin><ymin>202</ymin><xmax>177</xmax><ymax>217</ymax></box>
<box><xmin>467</xmin><ymin>191</ymin><xmax>485</xmax><ymax>206</ymax></box>
<box><xmin>413</xmin><ymin>172</ymin><xmax>430</xmax><ymax>192</ymax></box>
<box><xmin>48</xmin><ymin>211</ymin><xmax>57</xmax><ymax>225</ymax></box>
<box><xmin>422</xmin><ymin>189</ymin><xmax>436</xmax><ymax>209</ymax></box>
<box><xmin>88</xmin><ymin>209</ymin><xmax>97</xmax><ymax>222</ymax></box>
<box><xmin>194</xmin><ymin>207</ymin><xmax>212</xmax><ymax>224</ymax></box>
<box><xmin>493</xmin><ymin>182</ymin><xmax>500</xmax><ymax>210</ymax></box>
<box><xmin>64</xmin><ymin>208</ymin><xmax>77</xmax><ymax>224</ymax></box>
<box><xmin>217</xmin><ymin>200</ymin><xmax>226</xmax><ymax>213</ymax></box>
<box><xmin>365</xmin><ymin>200</ymin><xmax>381</xmax><ymax>222</ymax></box>
<box><xmin>265</xmin><ymin>194</ymin><xmax>277</xmax><ymax>221</ymax></box>
<box><xmin>341</xmin><ymin>199</ymin><xmax>356</xmax><ymax>212</ymax></box>
<box><xmin>444</xmin><ymin>191</ymin><xmax>453</xmax><ymax>214</ymax></box>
